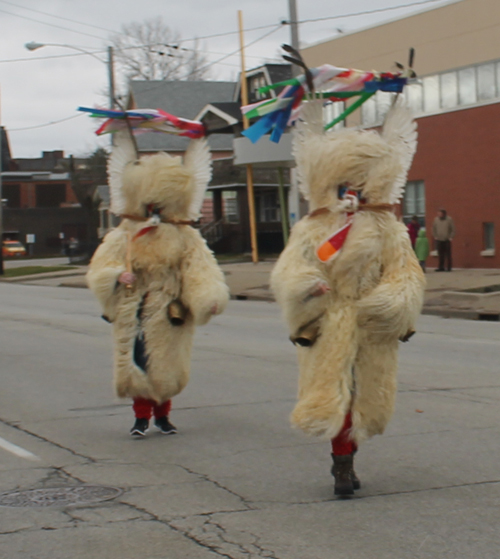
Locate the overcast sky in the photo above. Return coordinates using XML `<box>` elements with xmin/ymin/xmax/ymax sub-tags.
<box><xmin>0</xmin><ymin>0</ymin><xmax>455</xmax><ymax>158</ymax></box>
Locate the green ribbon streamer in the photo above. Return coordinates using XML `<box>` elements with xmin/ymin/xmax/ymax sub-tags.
<box><xmin>317</xmin><ymin>91</ymin><xmax>363</xmax><ymax>99</ymax></box>
<box><xmin>258</xmin><ymin>77</ymin><xmax>301</xmax><ymax>94</ymax></box>
<box><xmin>246</xmin><ymin>88</ymin><xmax>376</xmax><ymax>129</ymax></box>
<box><xmin>245</xmin><ymin>98</ymin><xmax>280</xmax><ymax>119</ymax></box>
<box><xmin>324</xmin><ymin>91</ymin><xmax>376</xmax><ymax>130</ymax></box>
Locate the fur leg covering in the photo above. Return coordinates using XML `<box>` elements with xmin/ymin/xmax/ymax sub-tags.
<box><xmin>351</xmin><ymin>338</ymin><xmax>399</xmax><ymax>444</ymax></box>
<box><xmin>291</xmin><ymin>306</ymin><xmax>357</xmax><ymax>439</ymax></box>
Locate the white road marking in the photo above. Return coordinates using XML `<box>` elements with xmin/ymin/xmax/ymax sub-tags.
<box><xmin>0</xmin><ymin>436</ymin><xmax>40</xmax><ymax>461</ymax></box>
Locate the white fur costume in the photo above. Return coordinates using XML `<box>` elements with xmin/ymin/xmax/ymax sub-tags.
<box><xmin>87</xmin><ymin>132</ymin><xmax>229</xmax><ymax>403</ymax></box>
<box><xmin>271</xmin><ymin>100</ymin><xmax>425</xmax><ymax>444</ymax></box>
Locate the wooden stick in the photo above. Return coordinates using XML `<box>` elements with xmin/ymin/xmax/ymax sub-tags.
<box><xmin>125</xmin><ymin>231</ymin><xmax>133</xmax><ymax>289</ymax></box>
<box><xmin>238</xmin><ymin>10</ymin><xmax>259</xmax><ymax>264</ymax></box>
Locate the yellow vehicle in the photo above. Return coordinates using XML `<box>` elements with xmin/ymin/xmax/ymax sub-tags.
<box><xmin>2</xmin><ymin>240</ymin><xmax>27</xmax><ymax>258</ymax></box>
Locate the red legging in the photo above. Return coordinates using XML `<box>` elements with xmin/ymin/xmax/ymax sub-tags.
<box><xmin>133</xmin><ymin>398</ymin><xmax>172</xmax><ymax>420</ymax></box>
<box><xmin>331</xmin><ymin>412</ymin><xmax>357</xmax><ymax>456</ymax></box>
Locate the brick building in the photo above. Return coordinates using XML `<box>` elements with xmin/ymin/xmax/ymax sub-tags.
<box><xmin>1</xmin><ymin>144</ymin><xmax>88</xmax><ymax>255</ymax></box>
<box><xmin>302</xmin><ymin>0</ymin><xmax>500</xmax><ymax>268</ymax></box>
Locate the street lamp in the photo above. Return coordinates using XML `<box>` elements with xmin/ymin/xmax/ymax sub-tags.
<box><xmin>25</xmin><ymin>42</ymin><xmax>115</xmax><ymax>110</ymax></box>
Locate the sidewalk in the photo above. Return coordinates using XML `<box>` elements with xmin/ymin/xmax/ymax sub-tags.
<box><xmin>4</xmin><ymin>261</ymin><xmax>500</xmax><ymax>319</ymax></box>
<box><xmin>228</xmin><ymin>263</ymin><xmax>500</xmax><ymax>320</ymax></box>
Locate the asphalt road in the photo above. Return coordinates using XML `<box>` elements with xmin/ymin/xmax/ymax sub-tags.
<box><xmin>0</xmin><ymin>283</ymin><xmax>499</xmax><ymax>559</ymax></box>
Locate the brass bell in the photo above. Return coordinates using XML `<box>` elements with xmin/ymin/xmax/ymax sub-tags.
<box><xmin>167</xmin><ymin>299</ymin><xmax>187</xmax><ymax>326</ymax></box>
<box><xmin>290</xmin><ymin>315</ymin><xmax>323</xmax><ymax>347</ymax></box>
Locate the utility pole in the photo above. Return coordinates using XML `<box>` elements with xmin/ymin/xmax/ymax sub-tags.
<box><xmin>288</xmin><ymin>0</ymin><xmax>300</xmax><ymax>77</ymax></box>
<box><xmin>107</xmin><ymin>46</ymin><xmax>115</xmax><ymax>110</ymax></box>
<box><xmin>287</xmin><ymin>0</ymin><xmax>308</xmax><ymax>222</ymax></box>
<box><xmin>238</xmin><ymin>10</ymin><xmax>259</xmax><ymax>263</ymax></box>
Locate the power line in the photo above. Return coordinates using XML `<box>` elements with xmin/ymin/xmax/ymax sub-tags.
<box><xmin>0</xmin><ymin>0</ymin><xmax>281</xmax><ymax>48</ymax></box>
<box><xmin>0</xmin><ymin>0</ymin><xmax>118</xmax><ymax>34</ymax></box>
<box><xmin>178</xmin><ymin>25</ymin><xmax>284</xmax><ymax>80</ymax></box>
<box><xmin>0</xmin><ymin>27</ymin><xmax>279</xmax><ymax>66</ymax></box>
<box><xmin>0</xmin><ymin>51</ymin><xmax>108</xmax><ymax>65</ymax></box>
<box><xmin>8</xmin><ymin>114</ymin><xmax>84</xmax><ymax>132</ymax></box>
<box><xmin>0</xmin><ymin>44</ymin><xmax>269</xmax><ymax>66</ymax></box>
<box><xmin>193</xmin><ymin>25</ymin><xmax>284</xmax><ymax>75</ymax></box>
<box><xmin>179</xmin><ymin>23</ymin><xmax>282</xmax><ymax>43</ymax></box>
<box><xmin>296</xmin><ymin>0</ymin><xmax>450</xmax><ymax>25</ymax></box>
<box><xmin>0</xmin><ymin>6</ymin><xmax>106</xmax><ymax>40</ymax></box>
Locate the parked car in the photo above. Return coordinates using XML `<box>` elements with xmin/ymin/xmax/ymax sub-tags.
<box><xmin>2</xmin><ymin>240</ymin><xmax>27</xmax><ymax>258</ymax></box>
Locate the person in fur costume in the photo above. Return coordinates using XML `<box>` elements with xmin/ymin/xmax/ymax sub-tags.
<box><xmin>87</xmin><ymin>131</ymin><xmax>229</xmax><ymax>437</ymax></box>
<box><xmin>270</xmin><ymin>99</ymin><xmax>425</xmax><ymax>496</ymax></box>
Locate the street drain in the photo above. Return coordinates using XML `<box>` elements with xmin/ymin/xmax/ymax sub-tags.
<box><xmin>0</xmin><ymin>486</ymin><xmax>123</xmax><ymax>508</ymax></box>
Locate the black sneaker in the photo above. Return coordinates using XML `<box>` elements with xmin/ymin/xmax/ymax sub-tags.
<box><xmin>130</xmin><ymin>418</ymin><xmax>149</xmax><ymax>437</ymax></box>
<box><xmin>154</xmin><ymin>416</ymin><xmax>177</xmax><ymax>435</ymax></box>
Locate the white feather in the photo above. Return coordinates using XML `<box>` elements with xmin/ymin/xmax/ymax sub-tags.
<box><xmin>184</xmin><ymin>138</ymin><xmax>212</xmax><ymax>220</ymax></box>
<box><xmin>292</xmin><ymin>100</ymin><xmax>325</xmax><ymax>201</ymax></box>
<box><xmin>107</xmin><ymin>130</ymin><xmax>137</xmax><ymax>215</ymax></box>
<box><xmin>381</xmin><ymin>97</ymin><xmax>418</xmax><ymax>204</ymax></box>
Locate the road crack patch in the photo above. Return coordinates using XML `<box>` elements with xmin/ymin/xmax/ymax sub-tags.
<box><xmin>0</xmin><ymin>418</ymin><xmax>96</xmax><ymax>463</ymax></box>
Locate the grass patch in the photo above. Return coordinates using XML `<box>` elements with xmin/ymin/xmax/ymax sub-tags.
<box><xmin>216</xmin><ymin>253</ymin><xmax>252</xmax><ymax>263</ymax></box>
<box><xmin>215</xmin><ymin>253</ymin><xmax>280</xmax><ymax>263</ymax></box>
<box><xmin>2</xmin><ymin>266</ymin><xmax>77</xmax><ymax>278</ymax></box>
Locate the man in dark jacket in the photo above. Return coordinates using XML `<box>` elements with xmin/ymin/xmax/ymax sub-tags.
<box><xmin>432</xmin><ymin>209</ymin><xmax>455</xmax><ymax>271</ymax></box>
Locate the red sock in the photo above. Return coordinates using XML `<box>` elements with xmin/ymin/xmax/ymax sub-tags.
<box><xmin>132</xmin><ymin>398</ymin><xmax>154</xmax><ymax>420</ymax></box>
<box><xmin>331</xmin><ymin>412</ymin><xmax>355</xmax><ymax>456</ymax></box>
<box><xmin>153</xmin><ymin>399</ymin><xmax>172</xmax><ymax>419</ymax></box>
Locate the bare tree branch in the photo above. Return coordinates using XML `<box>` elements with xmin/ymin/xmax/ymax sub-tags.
<box><xmin>110</xmin><ymin>17</ymin><xmax>211</xmax><ymax>89</ymax></box>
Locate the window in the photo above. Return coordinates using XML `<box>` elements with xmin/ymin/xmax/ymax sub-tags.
<box><xmin>423</xmin><ymin>76</ymin><xmax>440</xmax><ymax>112</ymax></box>
<box><xmin>375</xmin><ymin>92</ymin><xmax>394</xmax><ymax>122</ymax></box>
<box><xmin>477</xmin><ymin>63</ymin><xmax>496</xmax><ymax>101</ymax></box>
<box><xmin>405</xmin><ymin>83</ymin><xmax>423</xmax><ymax>113</ymax></box>
<box><xmin>403</xmin><ymin>181</ymin><xmax>425</xmax><ymax>224</ymax></box>
<box><xmin>249</xmin><ymin>75</ymin><xmax>268</xmax><ymax>101</ymax></box>
<box><xmin>222</xmin><ymin>191</ymin><xmax>239</xmax><ymax>223</ymax></box>
<box><xmin>440</xmin><ymin>72</ymin><xmax>458</xmax><ymax>108</ymax></box>
<box><xmin>3</xmin><ymin>184</ymin><xmax>21</xmax><ymax>208</ymax></box>
<box><xmin>361</xmin><ymin>95</ymin><xmax>377</xmax><ymax>126</ymax></box>
<box><xmin>359</xmin><ymin>58</ymin><xmax>500</xmax><ymax>127</ymax></box>
<box><xmin>259</xmin><ymin>192</ymin><xmax>281</xmax><ymax>223</ymax></box>
<box><xmin>483</xmin><ymin>222</ymin><xmax>495</xmax><ymax>250</ymax></box>
<box><xmin>35</xmin><ymin>184</ymin><xmax>66</xmax><ymax>207</ymax></box>
<box><xmin>458</xmin><ymin>67</ymin><xmax>477</xmax><ymax>105</ymax></box>
<box><xmin>323</xmin><ymin>101</ymin><xmax>345</xmax><ymax>130</ymax></box>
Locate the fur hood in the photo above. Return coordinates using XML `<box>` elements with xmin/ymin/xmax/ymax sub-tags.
<box><xmin>108</xmin><ymin>131</ymin><xmax>211</xmax><ymax>221</ymax></box>
<box><xmin>293</xmin><ymin>98</ymin><xmax>417</xmax><ymax>211</ymax></box>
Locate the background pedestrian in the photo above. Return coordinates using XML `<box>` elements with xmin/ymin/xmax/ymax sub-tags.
<box><xmin>407</xmin><ymin>215</ymin><xmax>420</xmax><ymax>248</ymax></box>
<box><xmin>415</xmin><ymin>228</ymin><xmax>430</xmax><ymax>272</ymax></box>
<box><xmin>432</xmin><ymin>209</ymin><xmax>455</xmax><ymax>271</ymax></box>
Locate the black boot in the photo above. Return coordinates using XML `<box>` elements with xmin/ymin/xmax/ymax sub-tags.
<box><xmin>330</xmin><ymin>454</ymin><xmax>355</xmax><ymax>496</ymax></box>
<box><xmin>350</xmin><ymin>449</ymin><xmax>361</xmax><ymax>490</ymax></box>
<box><xmin>351</xmin><ymin>464</ymin><xmax>361</xmax><ymax>490</ymax></box>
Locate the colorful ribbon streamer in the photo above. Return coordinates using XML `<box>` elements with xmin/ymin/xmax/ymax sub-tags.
<box><xmin>241</xmin><ymin>64</ymin><xmax>410</xmax><ymax>144</ymax></box>
<box><xmin>77</xmin><ymin>107</ymin><xmax>206</xmax><ymax>139</ymax></box>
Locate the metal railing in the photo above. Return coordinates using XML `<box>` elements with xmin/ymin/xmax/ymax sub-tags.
<box><xmin>199</xmin><ymin>219</ymin><xmax>224</xmax><ymax>246</ymax></box>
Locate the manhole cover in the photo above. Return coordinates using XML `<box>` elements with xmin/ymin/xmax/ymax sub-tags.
<box><xmin>0</xmin><ymin>486</ymin><xmax>123</xmax><ymax>508</ymax></box>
